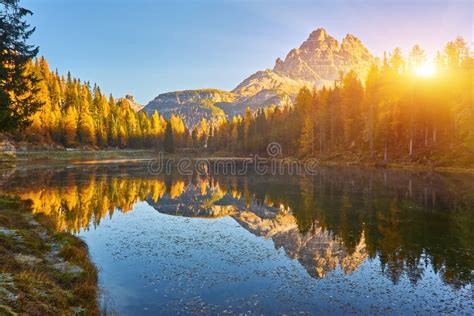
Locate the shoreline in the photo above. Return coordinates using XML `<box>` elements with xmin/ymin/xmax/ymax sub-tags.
<box><xmin>1</xmin><ymin>149</ymin><xmax>473</xmax><ymax>175</ymax></box>
<box><xmin>0</xmin><ymin>197</ymin><xmax>99</xmax><ymax>315</ymax></box>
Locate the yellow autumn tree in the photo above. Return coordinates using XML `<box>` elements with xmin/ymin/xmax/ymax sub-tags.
<box><xmin>77</xmin><ymin>85</ymin><xmax>96</xmax><ymax>146</ymax></box>
<box><xmin>63</xmin><ymin>105</ymin><xmax>78</xmax><ymax>146</ymax></box>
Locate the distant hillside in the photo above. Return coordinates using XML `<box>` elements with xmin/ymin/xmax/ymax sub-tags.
<box><xmin>142</xmin><ymin>89</ymin><xmax>235</xmax><ymax>127</ymax></box>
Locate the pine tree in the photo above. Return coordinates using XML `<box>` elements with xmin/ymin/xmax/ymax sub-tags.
<box><xmin>191</xmin><ymin>129</ymin><xmax>199</xmax><ymax>148</ymax></box>
<box><xmin>230</xmin><ymin>116</ymin><xmax>239</xmax><ymax>154</ymax></box>
<box><xmin>170</xmin><ymin>114</ymin><xmax>186</xmax><ymax>147</ymax></box>
<box><xmin>197</xmin><ymin>118</ymin><xmax>209</xmax><ymax>144</ymax></box>
<box><xmin>390</xmin><ymin>48</ymin><xmax>405</xmax><ymax>74</ymax></box>
<box><xmin>299</xmin><ymin>116</ymin><xmax>314</xmax><ymax>157</ymax></box>
<box><xmin>49</xmin><ymin>76</ymin><xmax>62</xmax><ymax>142</ymax></box>
<box><xmin>138</xmin><ymin>111</ymin><xmax>151</xmax><ymax>146</ymax></box>
<box><xmin>118</xmin><ymin>125</ymin><xmax>127</xmax><ymax>147</ymax></box>
<box><xmin>409</xmin><ymin>45</ymin><xmax>426</xmax><ymax>71</ymax></box>
<box><xmin>150</xmin><ymin>111</ymin><xmax>166</xmax><ymax>147</ymax></box>
<box><xmin>107</xmin><ymin>95</ymin><xmax>119</xmax><ymax>147</ymax></box>
<box><xmin>24</xmin><ymin>60</ymin><xmax>51</xmax><ymax>142</ymax></box>
<box><xmin>341</xmin><ymin>70</ymin><xmax>364</xmax><ymax>148</ymax></box>
<box><xmin>364</xmin><ymin>65</ymin><xmax>381</xmax><ymax>158</ymax></box>
<box><xmin>63</xmin><ymin>106</ymin><xmax>78</xmax><ymax>146</ymax></box>
<box><xmin>327</xmin><ymin>86</ymin><xmax>343</xmax><ymax>150</ymax></box>
<box><xmin>243</xmin><ymin>107</ymin><xmax>252</xmax><ymax>152</ymax></box>
<box><xmin>92</xmin><ymin>85</ymin><xmax>108</xmax><ymax>146</ymax></box>
<box><xmin>0</xmin><ymin>0</ymin><xmax>41</xmax><ymax>131</ymax></box>
<box><xmin>315</xmin><ymin>88</ymin><xmax>329</xmax><ymax>154</ymax></box>
<box><xmin>77</xmin><ymin>85</ymin><xmax>96</xmax><ymax>146</ymax></box>
<box><xmin>163</xmin><ymin>121</ymin><xmax>174</xmax><ymax>153</ymax></box>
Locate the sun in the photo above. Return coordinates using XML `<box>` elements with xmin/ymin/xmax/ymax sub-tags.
<box><xmin>414</xmin><ymin>61</ymin><xmax>437</xmax><ymax>77</ymax></box>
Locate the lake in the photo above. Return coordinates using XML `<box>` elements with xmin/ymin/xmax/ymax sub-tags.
<box><xmin>1</xmin><ymin>163</ymin><xmax>473</xmax><ymax>314</ymax></box>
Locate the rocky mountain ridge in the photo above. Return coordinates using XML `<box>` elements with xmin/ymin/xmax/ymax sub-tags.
<box><xmin>118</xmin><ymin>95</ymin><xmax>144</xmax><ymax>112</ymax></box>
<box><xmin>273</xmin><ymin>28</ymin><xmax>375</xmax><ymax>84</ymax></box>
<box><xmin>143</xmin><ymin>89</ymin><xmax>234</xmax><ymax>127</ymax></box>
<box><xmin>143</xmin><ymin>28</ymin><xmax>377</xmax><ymax>128</ymax></box>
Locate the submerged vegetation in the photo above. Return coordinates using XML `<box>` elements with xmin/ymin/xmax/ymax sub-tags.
<box><xmin>0</xmin><ymin>196</ymin><xmax>98</xmax><ymax>315</ymax></box>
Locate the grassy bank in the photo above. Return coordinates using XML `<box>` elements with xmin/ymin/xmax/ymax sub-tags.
<box><xmin>0</xmin><ymin>149</ymin><xmax>161</xmax><ymax>166</ymax></box>
<box><xmin>0</xmin><ymin>196</ymin><xmax>99</xmax><ymax>315</ymax></box>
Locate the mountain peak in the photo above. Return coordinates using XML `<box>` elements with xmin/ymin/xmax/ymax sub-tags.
<box><xmin>272</xmin><ymin>27</ymin><xmax>375</xmax><ymax>83</ymax></box>
<box><xmin>124</xmin><ymin>94</ymin><xmax>135</xmax><ymax>102</ymax></box>
<box><xmin>298</xmin><ymin>28</ymin><xmax>338</xmax><ymax>52</ymax></box>
<box><xmin>308</xmin><ymin>28</ymin><xmax>328</xmax><ymax>41</ymax></box>
<box><xmin>342</xmin><ymin>33</ymin><xmax>362</xmax><ymax>44</ymax></box>
<box><xmin>119</xmin><ymin>95</ymin><xmax>143</xmax><ymax>112</ymax></box>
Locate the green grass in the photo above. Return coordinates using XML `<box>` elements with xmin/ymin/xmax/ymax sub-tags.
<box><xmin>0</xmin><ymin>196</ymin><xmax>99</xmax><ymax>315</ymax></box>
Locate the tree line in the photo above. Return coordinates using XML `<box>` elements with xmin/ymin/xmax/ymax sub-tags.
<box><xmin>16</xmin><ymin>57</ymin><xmax>182</xmax><ymax>149</ymax></box>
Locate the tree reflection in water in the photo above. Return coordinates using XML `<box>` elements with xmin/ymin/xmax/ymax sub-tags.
<box><xmin>1</xmin><ymin>164</ymin><xmax>472</xmax><ymax>288</ymax></box>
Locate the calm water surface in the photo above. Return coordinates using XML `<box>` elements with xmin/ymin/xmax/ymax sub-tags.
<box><xmin>1</xmin><ymin>163</ymin><xmax>473</xmax><ymax>314</ymax></box>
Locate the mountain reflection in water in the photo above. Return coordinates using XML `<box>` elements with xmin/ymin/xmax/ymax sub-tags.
<box><xmin>1</xmin><ymin>164</ymin><xmax>473</xmax><ymax>289</ymax></box>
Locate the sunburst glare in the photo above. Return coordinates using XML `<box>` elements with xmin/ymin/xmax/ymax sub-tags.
<box><xmin>414</xmin><ymin>61</ymin><xmax>437</xmax><ymax>77</ymax></box>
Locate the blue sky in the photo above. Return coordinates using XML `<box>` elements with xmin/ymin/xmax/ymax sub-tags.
<box><xmin>23</xmin><ymin>0</ymin><xmax>472</xmax><ymax>104</ymax></box>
